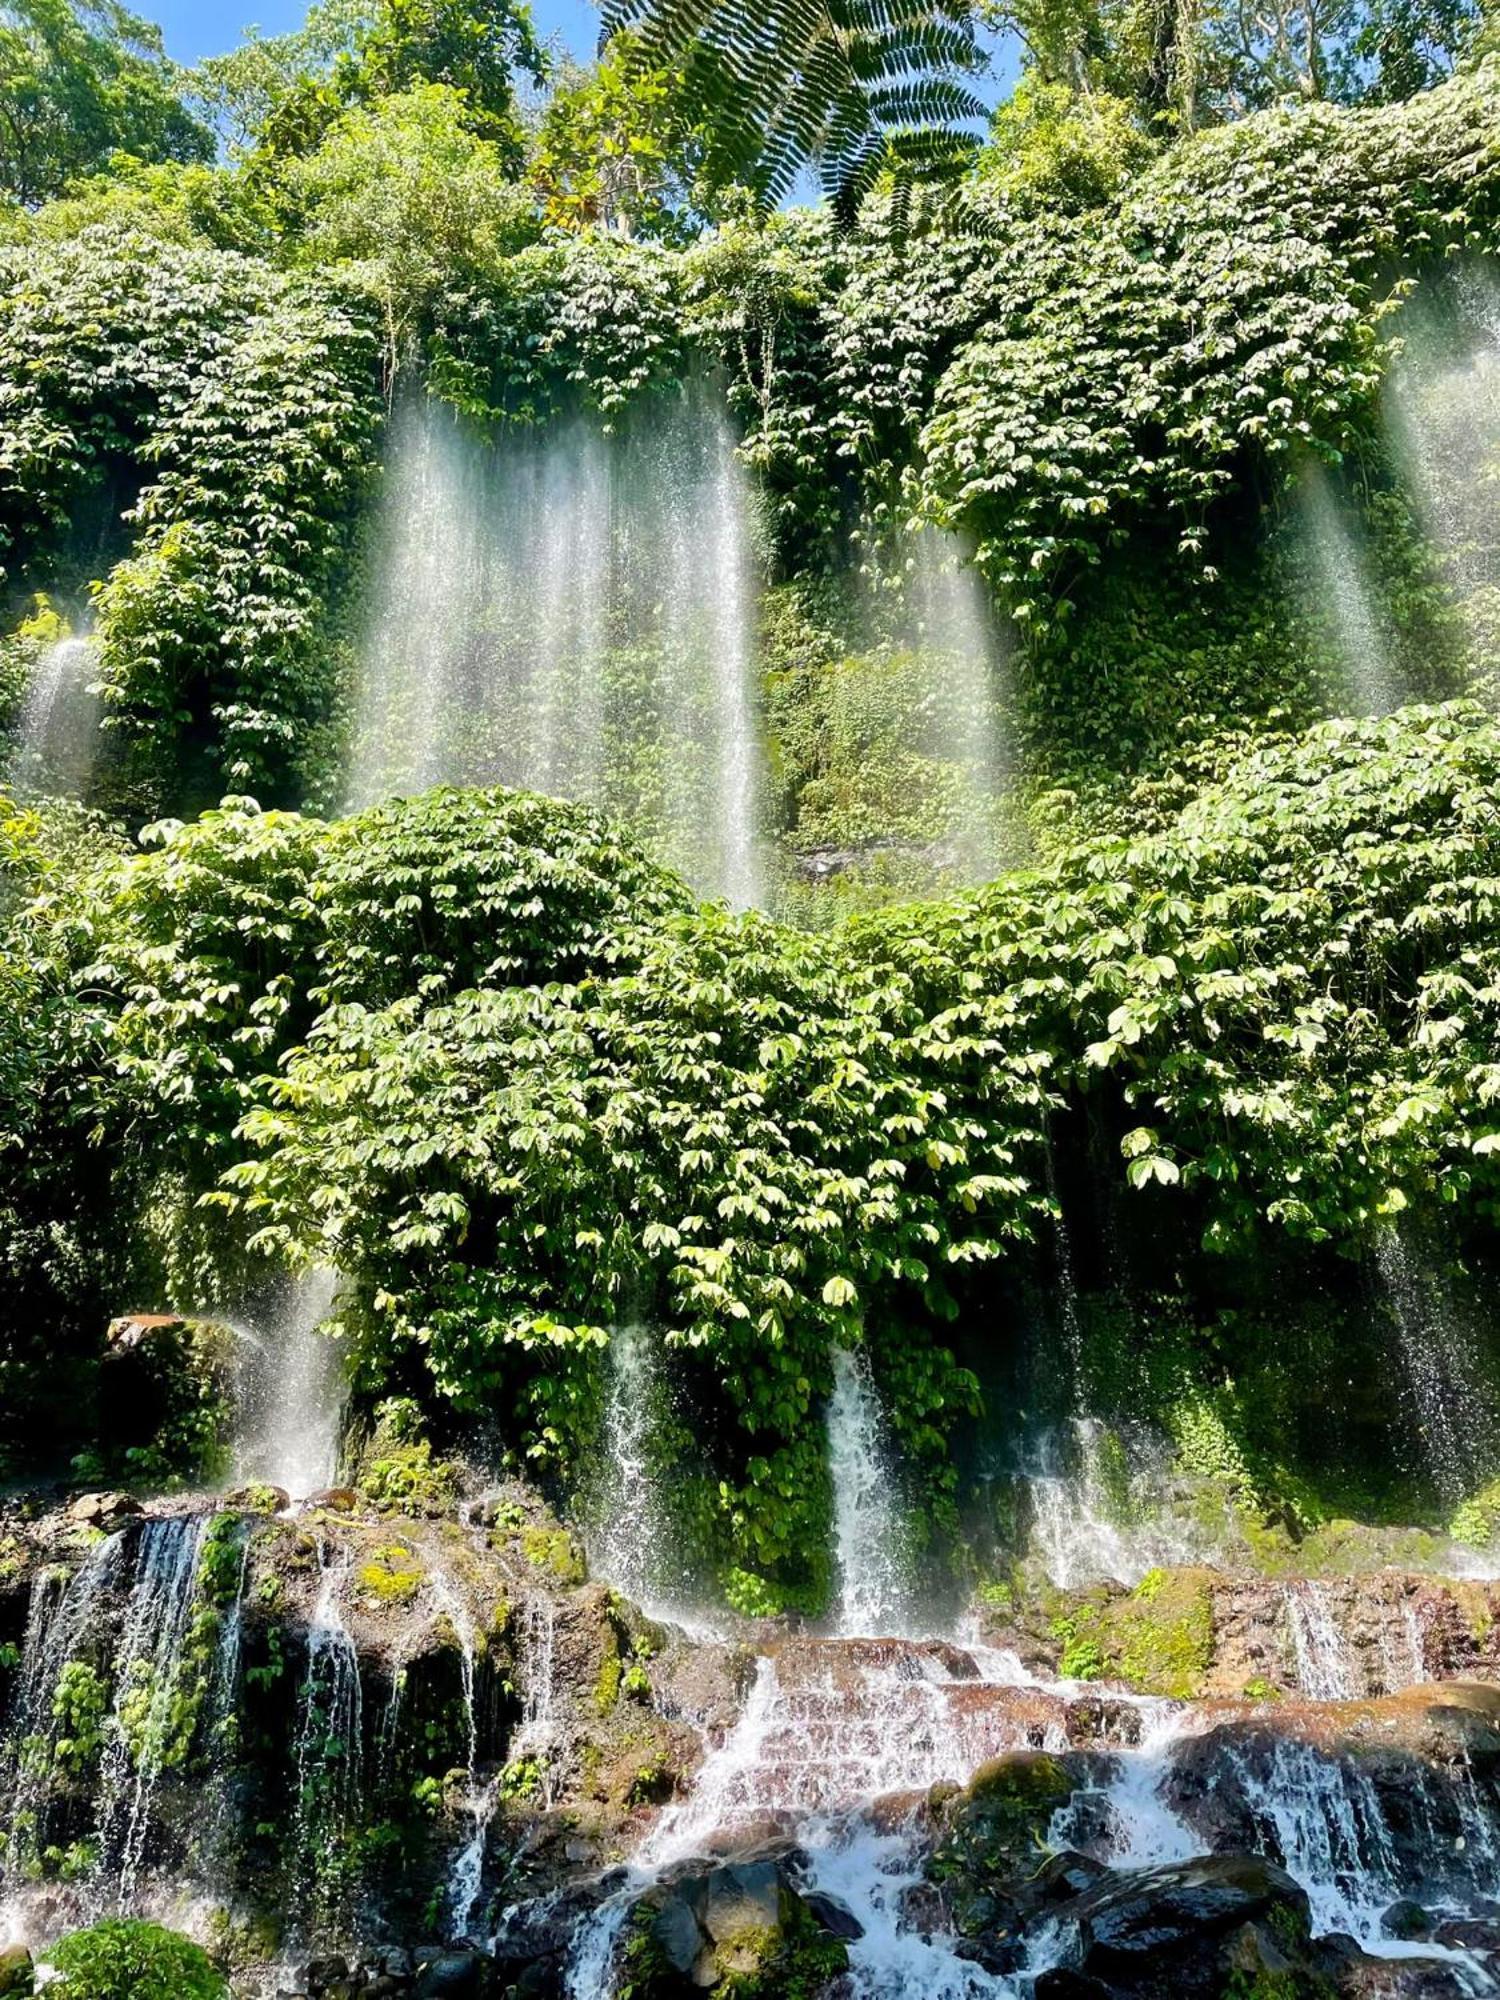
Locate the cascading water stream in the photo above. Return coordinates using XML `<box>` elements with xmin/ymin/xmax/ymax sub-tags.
<box><xmin>827</xmin><ymin>1347</ymin><xmax>914</xmax><ymax>1639</ymax></box>
<box><xmin>1294</xmin><ymin>463</ymin><xmax>1405</xmax><ymax>716</ymax></box>
<box><xmin>292</xmin><ymin>1542</ymin><xmax>364</xmax><ymax>1901</ymax></box>
<box><xmin>1284</xmin><ymin>1582</ymin><xmax>1359</xmax><ymax>1701</ymax></box>
<box><xmin>1019</xmin><ymin>1418</ymin><xmax>1214</xmax><ymax>1590</ymax></box>
<box><xmin>346</xmin><ymin>383</ymin><xmax>763</xmax><ymax>907</ymax></box>
<box><xmin>233</xmin><ymin>1268</ymin><xmax>344</xmax><ymax>1502</ymax></box>
<box><xmin>1375</xmin><ymin>1228</ymin><xmax>1496</xmax><ymax>1506</ymax></box>
<box><xmin>9</xmin><ymin>631</ymin><xmax>100</xmax><ymax>799</ymax></box>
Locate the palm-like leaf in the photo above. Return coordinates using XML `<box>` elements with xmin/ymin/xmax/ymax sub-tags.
<box><xmin>602</xmin><ymin>0</ymin><xmax>988</xmax><ymax>221</ymax></box>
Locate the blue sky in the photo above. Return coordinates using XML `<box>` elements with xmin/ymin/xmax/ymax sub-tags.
<box><xmin>152</xmin><ymin>0</ymin><xmax>604</xmax><ymax>64</ymax></box>
<box><xmin>154</xmin><ymin>0</ymin><xmax>1016</xmax><ymax>101</ymax></box>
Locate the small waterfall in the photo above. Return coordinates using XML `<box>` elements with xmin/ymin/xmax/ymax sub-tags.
<box><xmin>434</xmin><ymin>1584</ymin><xmax>493</xmax><ymax>1942</ymax></box>
<box><xmin>1284</xmin><ymin>1582</ymin><xmax>1358</xmax><ymax>1701</ymax></box>
<box><xmin>293</xmin><ymin>1542</ymin><xmax>364</xmax><ymax>1896</ymax></box>
<box><xmin>233</xmin><ymin>1268</ymin><xmax>344</xmax><ymax>1501</ymax></box>
<box><xmin>95</xmin><ymin>1517</ymin><xmax>212</xmax><ymax>1909</ymax></box>
<box><xmin>1021</xmin><ymin>1419</ymin><xmax>1210</xmax><ymax>1589</ymax></box>
<box><xmin>1384</xmin><ymin>270</ymin><xmax>1500</xmax><ymax>665</ymax></box>
<box><xmin>510</xmin><ymin>1596</ymin><xmax>563</xmax><ymax>1806</ymax></box>
<box><xmin>1376</xmin><ymin>1229</ymin><xmax>1495</xmax><ymax>1505</ymax></box>
<box><xmin>346</xmin><ymin>383</ymin><xmax>763</xmax><ymax>907</ymax></box>
<box><xmin>589</xmin><ymin>1325</ymin><xmax>691</xmax><ymax>1622</ymax></box>
<box><xmin>827</xmin><ymin>1347</ymin><xmax>913</xmax><ymax>1638</ymax></box>
<box><xmin>1294</xmin><ymin>463</ymin><xmax>1404</xmax><ymax>715</ymax></box>
<box><xmin>9</xmin><ymin>632</ymin><xmax>100</xmax><ymax>798</ymax></box>
<box><xmin>1042</xmin><ymin>1136</ymin><xmax>1083</xmax><ymax>1388</ymax></box>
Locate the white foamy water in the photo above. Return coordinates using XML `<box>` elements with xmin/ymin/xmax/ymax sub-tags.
<box><xmin>1284</xmin><ymin>1582</ymin><xmax>1359</xmax><ymax>1702</ymax></box>
<box><xmin>828</xmin><ymin>1347</ymin><xmax>915</xmax><ymax>1637</ymax></box>
<box><xmin>1021</xmin><ymin>1419</ymin><xmax>1214</xmax><ymax>1589</ymax></box>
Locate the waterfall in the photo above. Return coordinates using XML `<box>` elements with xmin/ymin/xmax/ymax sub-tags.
<box><xmin>1294</xmin><ymin>464</ymin><xmax>1404</xmax><ymax>715</ymax></box>
<box><xmin>1283</xmin><ymin>1582</ymin><xmax>1358</xmax><ymax>1701</ymax></box>
<box><xmin>233</xmin><ymin>1268</ymin><xmax>344</xmax><ymax>1502</ymax></box>
<box><xmin>510</xmin><ymin>1596</ymin><xmax>563</xmax><ymax>1807</ymax></box>
<box><xmin>8</xmin><ymin>632</ymin><xmax>100</xmax><ymax>799</ymax></box>
<box><xmin>96</xmin><ymin>1517</ymin><xmax>212</xmax><ymax>1909</ymax></box>
<box><xmin>1021</xmin><ymin>1419</ymin><xmax>1212</xmax><ymax>1589</ymax></box>
<box><xmin>1384</xmin><ymin>269</ymin><xmax>1500</xmax><ymax>665</ymax></box>
<box><xmin>1375</xmin><ymin>1229</ymin><xmax>1495</xmax><ymax>1505</ymax></box>
<box><xmin>345</xmin><ymin>384</ymin><xmax>763</xmax><ymax>907</ymax></box>
<box><xmin>589</xmin><ymin>1324</ymin><xmax>696</xmax><ymax>1624</ymax></box>
<box><xmin>429</xmin><ymin>1568</ymin><xmax>494</xmax><ymax>1941</ymax></box>
<box><xmin>292</xmin><ymin>1542</ymin><xmax>364</xmax><ymax>1898</ymax></box>
<box><xmin>827</xmin><ymin>1347</ymin><xmax>914</xmax><ymax>1638</ymax></box>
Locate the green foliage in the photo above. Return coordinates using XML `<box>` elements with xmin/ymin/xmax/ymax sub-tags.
<box><xmin>0</xmin><ymin>0</ymin><xmax>211</xmax><ymax>207</ymax></box>
<box><xmin>44</xmin><ymin>1920</ymin><xmax>226</xmax><ymax>2000</ymax></box>
<box><xmin>602</xmin><ymin>0</ymin><xmax>989</xmax><ymax>221</ymax></box>
<box><xmin>49</xmin><ymin>1660</ymin><xmax>107</xmax><ymax>1775</ymax></box>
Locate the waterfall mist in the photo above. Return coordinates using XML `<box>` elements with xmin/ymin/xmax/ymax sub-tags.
<box><xmin>1385</xmin><ymin>268</ymin><xmax>1500</xmax><ymax>676</ymax></box>
<box><xmin>1293</xmin><ymin>464</ymin><xmax>1405</xmax><ymax>716</ymax></box>
<box><xmin>347</xmin><ymin>384</ymin><xmax>763</xmax><ymax>907</ymax></box>
<box><xmin>233</xmin><ymin>1268</ymin><xmax>345</xmax><ymax>1502</ymax></box>
<box><xmin>827</xmin><ymin>1346</ymin><xmax>915</xmax><ymax>1637</ymax></box>
<box><xmin>9</xmin><ymin>632</ymin><xmax>100</xmax><ymax>799</ymax></box>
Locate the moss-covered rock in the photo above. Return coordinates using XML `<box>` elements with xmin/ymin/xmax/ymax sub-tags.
<box><xmin>930</xmin><ymin>1749</ymin><xmax>1078</xmax><ymax>1937</ymax></box>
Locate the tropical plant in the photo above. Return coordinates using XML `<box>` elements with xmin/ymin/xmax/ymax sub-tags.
<box><xmin>600</xmin><ymin>0</ymin><xmax>991</xmax><ymax>219</ymax></box>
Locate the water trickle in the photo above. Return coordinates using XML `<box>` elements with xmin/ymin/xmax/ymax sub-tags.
<box><xmin>1020</xmin><ymin>1419</ymin><xmax>1213</xmax><ymax>1590</ymax></box>
<box><xmin>96</xmin><ymin>1516</ymin><xmax>213</xmax><ymax>1910</ymax></box>
<box><xmin>234</xmin><ymin>1268</ymin><xmax>344</xmax><ymax>1502</ymax></box>
<box><xmin>429</xmin><ymin>1568</ymin><xmax>493</xmax><ymax>1941</ymax></box>
<box><xmin>9</xmin><ymin>632</ymin><xmax>100</xmax><ymax>798</ymax></box>
<box><xmin>1295</xmin><ymin>463</ymin><xmax>1404</xmax><ymax>716</ymax></box>
<box><xmin>1284</xmin><ymin>1582</ymin><xmax>1358</xmax><ymax>1702</ymax></box>
<box><xmin>1376</xmin><ymin>1229</ymin><xmax>1495</xmax><ymax>1505</ymax></box>
<box><xmin>511</xmin><ymin>1595</ymin><xmax>563</xmax><ymax>1807</ymax></box>
<box><xmin>346</xmin><ymin>383</ymin><xmax>763</xmax><ymax>906</ymax></box>
<box><xmin>293</xmin><ymin>1542</ymin><xmax>364</xmax><ymax>1898</ymax></box>
<box><xmin>828</xmin><ymin>1347</ymin><xmax>914</xmax><ymax>1638</ymax></box>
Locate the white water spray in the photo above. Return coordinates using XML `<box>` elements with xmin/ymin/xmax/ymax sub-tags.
<box><xmin>1295</xmin><ymin>464</ymin><xmax>1404</xmax><ymax>716</ymax></box>
<box><xmin>346</xmin><ymin>385</ymin><xmax>763</xmax><ymax>906</ymax></box>
<box><xmin>9</xmin><ymin>633</ymin><xmax>100</xmax><ymax>798</ymax></box>
<box><xmin>827</xmin><ymin>1348</ymin><xmax>914</xmax><ymax>1638</ymax></box>
<box><xmin>234</xmin><ymin>1268</ymin><xmax>344</xmax><ymax>1501</ymax></box>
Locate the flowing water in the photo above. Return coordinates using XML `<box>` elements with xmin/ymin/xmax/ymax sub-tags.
<box><xmin>1019</xmin><ymin>1418</ymin><xmax>1216</xmax><ymax>1589</ymax></box>
<box><xmin>346</xmin><ymin>384</ymin><xmax>763</xmax><ymax>907</ymax></box>
<box><xmin>9</xmin><ymin>633</ymin><xmax>100</xmax><ymax>798</ymax></box>
<box><xmin>1376</xmin><ymin>1230</ymin><xmax>1496</xmax><ymax>1505</ymax></box>
<box><xmin>827</xmin><ymin>1347</ymin><xmax>915</xmax><ymax>1638</ymax></box>
<box><xmin>233</xmin><ymin>1268</ymin><xmax>344</xmax><ymax>1502</ymax></box>
<box><xmin>1384</xmin><ymin>268</ymin><xmax>1500</xmax><ymax>667</ymax></box>
<box><xmin>587</xmin><ymin>1324</ymin><xmax>706</xmax><ymax>1628</ymax></box>
<box><xmin>292</xmin><ymin>1542</ymin><xmax>364</xmax><ymax>1904</ymax></box>
<box><xmin>1295</xmin><ymin>463</ymin><xmax>1405</xmax><ymax>715</ymax></box>
<box><xmin>1284</xmin><ymin>1582</ymin><xmax>1359</xmax><ymax>1701</ymax></box>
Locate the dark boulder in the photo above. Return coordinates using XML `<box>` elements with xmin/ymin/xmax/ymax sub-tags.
<box><xmin>1382</xmin><ymin>1898</ymin><xmax>1435</xmax><ymax>1940</ymax></box>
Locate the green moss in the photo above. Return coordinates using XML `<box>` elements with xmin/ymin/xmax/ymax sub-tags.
<box><xmin>356</xmin><ymin>1543</ymin><xmax>425</xmax><ymax>1607</ymax></box>
<box><xmin>595</xmin><ymin>1647</ymin><xmax>624</xmax><ymax>1716</ymax></box>
<box><xmin>931</xmin><ymin>1749</ymin><xmax>1075</xmax><ymax>1928</ymax></box>
<box><xmin>1450</xmin><ymin>1478</ymin><xmax>1500</xmax><ymax>1551</ymax></box>
<box><xmin>523</xmin><ymin>1526</ymin><xmax>586</xmax><ymax>1584</ymax></box>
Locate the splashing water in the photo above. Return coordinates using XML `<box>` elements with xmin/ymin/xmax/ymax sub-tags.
<box><xmin>429</xmin><ymin>1567</ymin><xmax>494</xmax><ymax>1941</ymax></box>
<box><xmin>1295</xmin><ymin>463</ymin><xmax>1405</xmax><ymax>716</ymax></box>
<box><xmin>1384</xmin><ymin>269</ymin><xmax>1500</xmax><ymax>667</ymax></box>
<box><xmin>234</xmin><ymin>1268</ymin><xmax>344</xmax><ymax>1501</ymax></box>
<box><xmin>1284</xmin><ymin>1582</ymin><xmax>1359</xmax><ymax>1702</ymax></box>
<box><xmin>510</xmin><ymin>1596</ymin><xmax>564</xmax><ymax>1807</ymax></box>
<box><xmin>9</xmin><ymin>633</ymin><xmax>100</xmax><ymax>798</ymax></box>
<box><xmin>1020</xmin><ymin>1419</ymin><xmax>1216</xmax><ymax>1589</ymax></box>
<box><xmin>345</xmin><ymin>383</ymin><xmax>763</xmax><ymax>906</ymax></box>
<box><xmin>828</xmin><ymin>1348</ymin><xmax>915</xmax><ymax>1638</ymax></box>
<box><xmin>293</xmin><ymin>1542</ymin><xmax>364</xmax><ymax>1901</ymax></box>
<box><xmin>1376</xmin><ymin>1229</ymin><xmax>1495</xmax><ymax>1505</ymax></box>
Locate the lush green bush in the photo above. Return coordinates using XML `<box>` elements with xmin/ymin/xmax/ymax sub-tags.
<box><xmin>44</xmin><ymin>1920</ymin><xmax>226</xmax><ymax>2000</ymax></box>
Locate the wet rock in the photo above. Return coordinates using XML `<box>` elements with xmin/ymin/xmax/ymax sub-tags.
<box><xmin>223</xmin><ymin>1482</ymin><xmax>291</xmax><ymax>1514</ymax></box>
<box><xmin>1031</xmin><ymin>1849</ymin><xmax>1111</xmax><ymax>1905</ymax></box>
<box><xmin>802</xmin><ymin>1890</ymin><xmax>863</xmax><ymax>1940</ymax></box>
<box><xmin>65</xmin><ymin>1489</ymin><xmax>141</xmax><ymax>1527</ymax></box>
<box><xmin>106</xmin><ymin>1311</ymin><xmax>184</xmax><ymax>1351</ymax></box>
<box><xmin>1060</xmin><ymin>1853</ymin><xmax>1312</xmax><ymax>1994</ymax></box>
<box><xmin>299</xmin><ymin>1957</ymin><xmax>349</xmax><ymax>1994</ymax></box>
<box><xmin>1382</xmin><ymin>1897</ymin><xmax>1434</xmax><ymax>1939</ymax></box>
<box><xmin>1033</xmin><ymin>1973</ymin><xmax>1114</xmax><ymax>2000</ymax></box>
<box><xmin>308</xmin><ymin>1487</ymin><xmax>360</xmax><ymax>1513</ymax></box>
<box><xmin>0</xmin><ymin>1944</ymin><xmax>32</xmax><ymax>1996</ymax></box>
<box><xmin>415</xmin><ymin>1949</ymin><xmax>492</xmax><ymax>1996</ymax></box>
